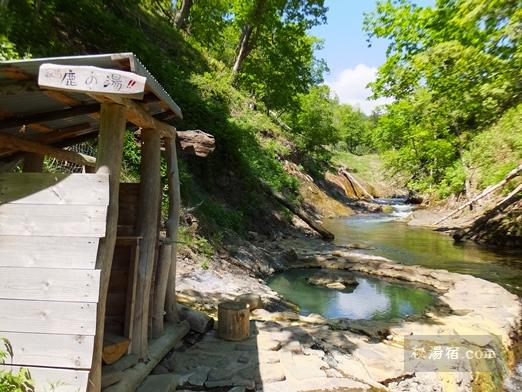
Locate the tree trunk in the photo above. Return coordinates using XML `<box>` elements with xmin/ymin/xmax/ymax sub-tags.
<box><xmin>454</xmin><ymin>183</ymin><xmax>522</xmax><ymax>242</ymax></box>
<box><xmin>436</xmin><ymin>163</ymin><xmax>522</xmax><ymax>225</ymax></box>
<box><xmin>131</xmin><ymin>128</ymin><xmax>161</xmax><ymax>360</ymax></box>
<box><xmin>88</xmin><ymin>103</ymin><xmax>127</xmax><ymax>392</ymax></box>
<box><xmin>174</xmin><ymin>0</ymin><xmax>194</xmax><ymax>30</ymax></box>
<box><xmin>232</xmin><ymin>24</ymin><xmax>254</xmax><ymax>73</ymax></box>
<box><xmin>232</xmin><ymin>0</ymin><xmax>268</xmax><ymax>73</ymax></box>
<box><xmin>165</xmin><ymin>138</ymin><xmax>181</xmax><ymax>323</ymax></box>
<box><xmin>261</xmin><ymin>182</ymin><xmax>334</xmax><ymax>241</ymax></box>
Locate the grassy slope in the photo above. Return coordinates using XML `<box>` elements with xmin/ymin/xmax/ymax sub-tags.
<box><xmin>2</xmin><ymin>1</ymin><xmax>302</xmax><ymax>238</ymax></box>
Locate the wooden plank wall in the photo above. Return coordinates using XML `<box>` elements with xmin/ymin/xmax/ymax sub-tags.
<box><xmin>0</xmin><ymin>173</ymin><xmax>109</xmax><ymax>392</ymax></box>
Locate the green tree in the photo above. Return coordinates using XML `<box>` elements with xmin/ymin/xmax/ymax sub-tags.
<box><xmin>288</xmin><ymin>85</ymin><xmax>339</xmax><ymax>153</ymax></box>
<box><xmin>364</xmin><ymin>0</ymin><xmax>521</xmax><ymax>195</ymax></box>
<box><xmin>332</xmin><ymin>103</ymin><xmax>374</xmax><ymax>155</ymax></box>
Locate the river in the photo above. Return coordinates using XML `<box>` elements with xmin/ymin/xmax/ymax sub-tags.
<box><xmin>323</xmin><ymin>199</ymin><xmax>522</xmax><ymax>297</ymax></box>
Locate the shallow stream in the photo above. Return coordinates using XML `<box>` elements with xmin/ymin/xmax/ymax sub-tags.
<box><xmin>323</xmin><ymin>199</ymin><xmax>522</xmax><ymax>296</ymax></box>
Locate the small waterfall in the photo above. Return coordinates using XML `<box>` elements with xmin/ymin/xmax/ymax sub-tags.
<box><xmin>374</xmin><ymin>197</ymin><xmax>413</xmax><ymax>219</ymax></box>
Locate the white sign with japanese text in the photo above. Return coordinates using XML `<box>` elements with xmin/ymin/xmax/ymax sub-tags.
<box><xmin>38</xmin><ymin>63</ymin><xmax>146</xmax><ymax>97</ymax></box>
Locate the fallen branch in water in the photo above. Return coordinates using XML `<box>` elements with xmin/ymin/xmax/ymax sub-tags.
<box><xmin>436</xmin><ymin>163</ymin><xmax>522</xmax><ymax>225</ymax></box>
<box><xmin>260</xmin><ymin>182</ymin><xmax>334</xmax><ymax>241</ymax></box>
<box><xmin>453</xmin><ymin>183</ymin><xmax>522</xmax><ymax>242</ymax></box>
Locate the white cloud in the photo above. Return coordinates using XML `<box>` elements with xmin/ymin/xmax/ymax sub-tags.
<box><xmin>327</xmin><ymin>64</ymin><xmax>392</xmax><ymax>115</ymax></box>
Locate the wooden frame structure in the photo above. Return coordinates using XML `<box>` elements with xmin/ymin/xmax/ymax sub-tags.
<box><xmin>0</xmin><ymin>53</ymin><xmax>212</xmax><ymax>391</ymax></box>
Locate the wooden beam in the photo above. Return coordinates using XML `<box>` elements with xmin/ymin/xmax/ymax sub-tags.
<box><xmin>39</xmin><ymin>63</ymin><xmax>146</xmax><ymax>98</ymax></box>
<box><xmin>94</xmin><ymin>95</ymin><xmax>177</xmax><ymax>139</ymax></box>
<box><xmin>0</xmin><ymin>133</ymin><xmax>96</xmax><ymax>167</ymax></box>
<box><xmin>0</xmin><ymin>79</ymin><xmax>41</xmax><ymax>95</ymax></box>
<box><xmin>0</xmin><ymin>123</ymin><xmax>93</xmax><ymax>159</ymax></box>
<box><xmin>0</xmin><ymin>103</ymin><xmax>99</xmax><ymax>131</ymax></box>
<box><xmin>165</xmin><ymin>138</ymin><xmax>180</xmax><ymax>323</ymax></box>
<box><xmin>88</xmin><ymin>103</ymin><xmax>127</xmax><ymax>392</ymax></box>
<box><xmin>131</xmin><ymin>128</ymin><xmax>162</xmax><ymax>359</ymax></box>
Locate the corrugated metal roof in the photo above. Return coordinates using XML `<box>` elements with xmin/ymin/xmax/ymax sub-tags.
<box><xmin>0</xmin><ymin>53</ymin><xmax>182</xmax><ymax>162</ymax></box>
<box><xmin>1</xmin><ymin>52</ymin><xmax>182</xmax><ymax>118</ymax></box>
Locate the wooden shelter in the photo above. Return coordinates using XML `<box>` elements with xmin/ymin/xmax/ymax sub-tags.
<box><xmin>0</xmin><ymin>53</ymin><xmax>211</xmax><ymax>391</ymax></box>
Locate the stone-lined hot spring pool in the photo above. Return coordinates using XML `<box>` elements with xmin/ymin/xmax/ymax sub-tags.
<box><xmin>267</xmin><ymin>268</ymin><xmax>437</xmax><ymax>320</ymax></box>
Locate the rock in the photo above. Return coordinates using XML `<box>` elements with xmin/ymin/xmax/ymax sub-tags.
<box><xmin>187</xmin><ymin>366</ymin><xmax>210</xmax><ymax>386</ymax></box>
<box><xmin>207</xmin><ymin>367</ymin><xmax>233</xmax><ymax>382</ymax></box>
<box><xmin>178</xmin><ymin>304</ymin><xmax>214</xmax><ymax>334</ymax></box>
<box><xmin>326</xmin><ymin>282</ymin><xmax>346</xmax><ymax>289</ymax></box>
<box><xmin>257</xmin><ymin>363</ymin><xmax>287</xmax><ymax>383</ymax></box>
<box><xmin>228</xmin><ymin>387</ymin><xmax>246</xmax><ymax>392</ymax></box>
<box><xmin>152</xmin><ymin>364</ymin><xmax>170</xmax><ymax>375</ymax></box>
<box><xmin>280</xmin><ymin>352</ymin><xmax>328</xmax><ymax>380</ymax></box>
<box><xmin>237</xmin><ymin>352</ymin><xmax>251</xmax><ymax>364</ymax></box>
<box><xmin>137</xmin><ymin>374</ymin><xmax>178</xmax><ymax>392</ymax></box>
<box><xmin>307</xmin><ymin>271</ymin><xmax>358</xmax><ymax>289</ymax></box>
<box><xmin>282</xmin><ymin>248</ymin><xmax>298</xmax><ymax>262</ymax></box>
<box><xmin>329</xmin><ymin>319</ymin><xmax>393</xmax><ymax>341</ymax></box>
<box><xmin>235</xmin><ymin>293</ymin><xmax>263</xmax><ymax>311</ymax></box>
<box><xmin>205</xmin><ymin>378</ymin><xmax>255</xmax><ymax>389</ymax></box>
<box><xmin>258</xmin><ymin>350</ymin><xmax>280</xmax><ymax>364</ymax></box>
<box><xmin>281</xmin><ymin>340</ymin><xmax>302</xmax><ymax>354</ymax></box>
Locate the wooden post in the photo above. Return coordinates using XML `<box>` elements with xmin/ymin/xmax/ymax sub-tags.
<box><xmin>165</xmin><ymin>138</ymin><xmax>180</xmax><ymax>323</ymax></box>
<box><xmin>88</xmin><ymin>103</ymin><xmax>126</xmax><ymax>392</ymax></box>
<box><xmin>22</xmin><ymin>153</ymin><xmax>44</xmax><ymax>172</ymax></box>
<box><xmin>218</xmin><ymin>301</ymin><xmax>250</xmax><ymax>341</ymax></box>
<box><xmin>151</xmin><ymin>243</ymin><xmax>172</xmax><ymax>337</ymax></box>
<box><xmin>131</xmin><ymin>128</ymin><xmax>161</xmax><ymax>360</ymax></box>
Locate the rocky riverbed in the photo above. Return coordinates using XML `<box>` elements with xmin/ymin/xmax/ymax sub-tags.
<box><xmin>161</xmin><ymin>232</ymin><xmax>522</xmax><ymax>392</ymax></box>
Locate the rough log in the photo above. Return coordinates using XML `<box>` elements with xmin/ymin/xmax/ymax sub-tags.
<box><xmin>151</xmin><ymin>243</ymin><xmax>172</xmax><ymax>338</ymax></box>
<box><xmin>0</xmin><ymin>133</ymin><xmax>96</xmax><ymax>167</ymax></box>
<box><xmin>104</xmin><ymin>322</ymin><xmax>189</xmax><ymax>392</ymax></box>
<box><xmin>102</xmin><ymin>333</ymin><xmax>130</xmax><ymax>365</ymax></box>
<box><xmin>176</xmin><ymin>130</ymin><xmax>215</xmax><ymax>157</ymax></box>
<box><xmin>131</xmin><ymin>128</ymin><xmax>161</xmax><ymax>360</ymax></box>
<box><xmin>88</xmin><ymin>103</ymin><xmax>127</xmax><ymax>392</ymax></box>
<box><xmin>165</xmin><ymin>138</ymin><xmax>181</xmax><ymax>323</ymax></box>
<box><xmin>218</xmin><ymin>301</ymin><xmax>250</xmax><ymax>341</ymax></box>
<box><xmin>436</xmin><ymin>163</ymin><xmax>522</xmax><ymax>225</ymax></box>
<box><xmin>102</xmin><ymin>353</ymin><xmax>139</xmax><ymax>388</ymax></box>
<box><xmin>178</xmin><ymin>304</ymin><xmax>213</xmax><ymax>334</ymax></box>
<box><xmin>453</xmin><ymin>183</ymin><xmax>522</xmax><ymax>242</ymax></box>
<box><xmin>262</xmin><ymin>183</ymin><xmax>334</xmax><ymax>241</ymax></box>
<box><xmin>339</xmin><ymin>169</ymin><xmax>374</xmax><ymax>200</ymax></box>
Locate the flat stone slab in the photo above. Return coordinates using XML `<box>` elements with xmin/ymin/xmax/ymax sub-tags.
<box><xmin>137</xmin><ymin>374</ymin><xmax>178</xmax><ymax>392</ymax></box>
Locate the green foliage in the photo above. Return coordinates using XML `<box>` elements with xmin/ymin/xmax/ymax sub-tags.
<box><xmin>365</xmin><ymin>0</ymin><xmax>522</xmax><ymax>196</ymax></box>
<box><xmin>287</xmin><ymin>85</ymin><xmax>339</xmax><ymax>153</ymax></box>
<box><xmin>464</xmin><ymin>104</ymin><xmax>522</xmax><ymax>189</ymax></box>
<box><xmin>0</xmin><ymin>339</ymin><xmax>33</xmax><ymax>392</ymax></box>
<box><xmin>332</xmin><ymin>104</ymin><xmax>375</xmax><ymax>155</ymax></box>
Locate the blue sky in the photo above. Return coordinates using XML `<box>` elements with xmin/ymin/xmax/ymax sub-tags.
<box><xmin>311</xmin><ymin>0</ymin><xmax>433</xmax><ymax>113</ymax></box>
